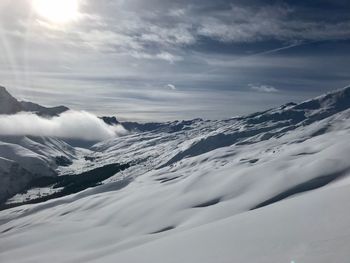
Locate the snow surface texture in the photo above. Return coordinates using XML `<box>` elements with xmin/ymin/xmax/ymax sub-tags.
<box><xmin>1</xmin><ymin>86</ymin><xmax>350</xmax><ymax>262</ymax></box>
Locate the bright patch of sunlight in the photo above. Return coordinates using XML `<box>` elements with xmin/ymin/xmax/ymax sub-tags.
<box><xmin>32</xmin><ymin>0</ymin><xmax>80</xmax><ymax>24</ymax></box>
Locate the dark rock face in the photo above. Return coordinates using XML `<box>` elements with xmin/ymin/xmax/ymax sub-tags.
<box><xmin>100</xmin><ymin>116</ymin><xmax>120</xmax><ymax>126</ymax></box>
<box><xmin>0</xmin><ymin>86</ymin><xmax>23</xmax><ymax>114</ymax></box>
<box><xmin>55</xmin><ymin>156</ymin><xmax>73</xmax><ymax>167</ymax></box>
<box><xmin>0</xmin><ymin>86</ymin><xmax>69</xmax><ymax>117</ymax></box>
<box><xmin>20</xmin><ymin>101</ymin><xmax>69</xmax><ymax>117</ymax></box>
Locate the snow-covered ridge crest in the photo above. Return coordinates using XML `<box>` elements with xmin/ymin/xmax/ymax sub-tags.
<box><xmin>157</xmin><ymin>85</ymin><xmax>350</xmax><ymax>168</ymax></box>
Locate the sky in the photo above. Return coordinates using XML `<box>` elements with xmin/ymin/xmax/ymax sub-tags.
<box><xmin>0</xmin><ymin>0</ymin><xmax>350</xmax><ymax>121</ymax></box>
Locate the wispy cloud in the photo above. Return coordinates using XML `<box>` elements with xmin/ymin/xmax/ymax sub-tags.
<box><xmin>166</xmin><ymin>84</ymin><xmax>176</xmax><ymax>90</ymax></box>
<box><xmin>249</xmin><ymin>84</ymin><xmax>279</xmax><ymax>93</ymax></box>
<box><xmin>3</xmin><ymin>1</ymin><xmax>350</xmax><ymax>55</ymax></box>
<box><xmin>130</xmin><ymin>51</ymin><xmax>183</xmax><ymax>63</ymax></box>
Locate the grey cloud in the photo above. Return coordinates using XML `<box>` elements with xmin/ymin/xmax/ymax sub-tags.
<box><xmin>196</xmin><ymin>5</ymin><xmax>350</xmax><ymax>43</ymax></box>
<box><xmin>1</xmin><ymin>0</ymin><xmax>350</xmax><ymax>121</ymax></box>
<box><xmin>2</xmin><ymin>1</ymin><xmax>350</xmax><ymax>59</ymax></box>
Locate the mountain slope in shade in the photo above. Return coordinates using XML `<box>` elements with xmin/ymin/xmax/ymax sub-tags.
<box><xmin>0</xmin><ymin>86</ymin><xmax>23</xmax><ymax>114</ymax></box>
<box><xmin>1</xmin><ymin>86</ymin><xmax>350</xmax><ymax>262</ymax></box>
<box><xmin>19</xmin><ymin>101</ymin><xmax>69</xmax><ymax>117</ymax></box>
<box><xmin>0</xmin><ymin>136</ymin><xmax>77</xmax><ymax>202</ymax></box>
<box><xmin>0</xmin><ymin>86</ymin><xmax>69</xmax><ymax>116</ymax></box>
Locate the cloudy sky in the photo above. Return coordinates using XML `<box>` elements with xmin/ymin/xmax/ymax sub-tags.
<box><xmin>0</xmin><ymin>0</ymin><xmax>350</xmax><ymax>121</ymax></box>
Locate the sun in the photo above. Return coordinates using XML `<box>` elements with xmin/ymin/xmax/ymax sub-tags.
<box><xmin>32</xmin><ymin>0</ymin><xmax>80</xmax><ymax>24</ymax></box>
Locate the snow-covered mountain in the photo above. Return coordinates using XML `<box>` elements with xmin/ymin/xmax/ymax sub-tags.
<box><xmin>0</xmin><ymin>136</ymin><xmax>76</xmax><ymax>202</ymax></box>
<box><xmin>1</xmin><ymin>86</ymin><xmax>350</xmax><ymax>262</ymax></box>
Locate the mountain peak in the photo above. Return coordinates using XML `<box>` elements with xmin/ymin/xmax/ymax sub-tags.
<box><xmin>0</xmin><ymin>86</ymin><xmax>23</xmax><ymax>115</ymax></box>
<box><xmin>0</xmin><ymin>86</ymin><xmax>14</xmax><ymax>97</ymax></box>
<box><xmin>0</xmin><ymin>85</ymin><xmax>69</xmax><ymax>116</ymax></box>
<box><xmin>295</xmin><ymin>85</ymin><xmax>350</xmax><ymax>112</ymax></box>
<box><xmin>0</xmin><ymin>85</ymin><xmax>8</xmax><ymax>92</ymax></box>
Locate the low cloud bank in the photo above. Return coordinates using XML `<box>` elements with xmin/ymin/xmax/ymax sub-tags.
<box><xmin>0</xmin><ymin>111</ymin><xmax>128</xmax><ymax>141</ymax></box>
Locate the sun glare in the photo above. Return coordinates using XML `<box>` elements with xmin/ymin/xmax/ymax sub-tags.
<box><xmin>32</xmin><ymin>0</ymin><xmax>80</xmax><ymax>24</ymax></box>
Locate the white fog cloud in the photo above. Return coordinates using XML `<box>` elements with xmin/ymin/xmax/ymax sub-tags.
<box><xmin>0</xmin><ymin>111</ymin><xmax>128</xmax><ymax>141</ymax></box>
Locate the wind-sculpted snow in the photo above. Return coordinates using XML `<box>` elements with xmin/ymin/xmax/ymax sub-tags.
<box><xmin>2</xmin><ymin>86</ymin><xmax>350</xmax><ymax>262</ymax></box>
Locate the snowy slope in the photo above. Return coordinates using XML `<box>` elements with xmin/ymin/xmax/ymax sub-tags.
<box><xmin>96</xmin><ymin>180</ymin><xmax>350</xmax><ymax>263</ymax></box>
<box><xmin>0</xmin><ymin>136</ymin><xmax>77</xmax><ymax>202</ymax></box>
<box><xmin>1</xmin><ymin>86</ymin><xmax>350</xmax><ymax>262</ymax></box>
